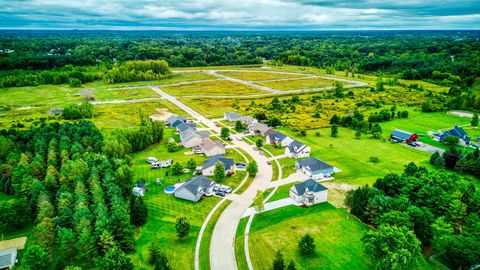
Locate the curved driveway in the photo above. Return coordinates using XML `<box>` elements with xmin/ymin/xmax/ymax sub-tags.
<box><xmin>149</xmin><ymin>86</ymin><xmax>273</xmax><ymax>270</ymax></box>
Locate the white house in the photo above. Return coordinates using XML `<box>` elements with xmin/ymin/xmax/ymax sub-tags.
<box><xmin>224</xmin><ymin>112</ymin><xmax>242</xmax><ymax>122</ymax></box>
<box><xmin>289</xmin><ymin>179</ymin><xmax>328</xmax><ymax>206</ymax></box>
<box><xmin>174</xmin><ymin>176</ymin><xmax>215</xmax><ymax>202</ymax></box>
<box><xmin>0</xmin><ymin>248</ymin><xmax>17</xmax><ymax>270</ymax></box>
<box><xmin>200</xmin><ymin>139</ymin><xmax>226</xmax><ymax>157</ymax></box>
<box><xmin>201</xmin><ymin>155</ymin><xmax>235</xmax><ymax>176</ymax></box>
<box><xmin>266</xmin><ymin>131</ymin><xmax>294</xmax><ymax>147</ymax></box>
<box><xmin>285</xmin><ymin>140</ymin><xmax>311</xmax><ymax>159</ymax></box>
<box><xmin>295</xmin><ymin>158</ymin><xmax>337</xmax><ymax>179</ymax></box>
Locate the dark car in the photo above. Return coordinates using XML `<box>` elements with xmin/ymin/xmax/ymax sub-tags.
<box><xmin>215</xmin><ymin>191</ymin><xmax>226</xmax><ymax>197</ymax></box>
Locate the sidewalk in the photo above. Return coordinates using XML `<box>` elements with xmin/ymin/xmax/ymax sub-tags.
<box><xmin>242</xmin><ymin>198</ymin><xmax>294</xmax><ymax>218</ymax></box>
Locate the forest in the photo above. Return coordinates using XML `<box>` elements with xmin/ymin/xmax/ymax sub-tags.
<box><xmin>0</xmin><ymin>117</ymin><xmax>163</xmax><ymax>269</ymax></box>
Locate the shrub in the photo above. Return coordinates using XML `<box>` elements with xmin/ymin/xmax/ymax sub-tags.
<box><xmin>298</xmin><ymin>233</ymin><xmax>316</xmax><ymax>255</ymax></box>
<box><xmin>370</xmin><ymin>156</ymin><xmax>380</xmax><ymax>163</ymax></box>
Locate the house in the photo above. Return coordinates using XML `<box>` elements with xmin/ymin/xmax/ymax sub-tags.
<box><xmin>224</xmin><ymin>112</ymin><xmax>242</xmax><ymax>122</ymax></box>
<box><xmin>289</xmin><ymin>179</ymin><xmax>328</xmax><ymax>206</ymax></box>
<box><xmin>250</xmin><ymin>123</ymin><xmax>270</xmax><ymax>135</ymax></box>
<box><xmin>266</xmin><ymin>131</ymin><xmax>294</xmax><ymax>147</ymax></box>
<box><xmin>285</xmin><ymin>140</ymin><xmax>311</xmax><ymax>159</ymax></box>
<box><xmin>390</xmin><ymin>129</ymin><xmax>418</xmax><ymax>143</ymax></box>
<box><xmin>181</xmin><ymin>130</ymin><xmax>210</xmax><ymax>148</ymax></box>
<box><xmin>132</xmin><ymin>187</ymin><xmax>145</xmax><ymax>197</ymax></box>
<box><xmin>176</xmin><ymin>122</ymin><xmax>196</xmax><ymax>133</ymax></box>
<box><xmin>200</xmin><ymin>139</ymin><xmax>226</xmax><ymax>157</ymax></box>
<box><xmin>296</xmin><ymin>158</ymin><xmax>336</xmax><ymax>179</ymax></box>
<box><xmin>174</xmin><ymin>175</ymin><xmax>215</xmax><ymax>202</ymax></box>
<box><xmin>263</xmin><ymin>128</ymin><xmax>276</xmax><ymax>137</ymax></box>
<box><xmin>240</xmin><ymin>116</ymin><xmax>258</xmax><ymax>127</ymax></box>
<box><xmin>0</xmin><ymin>248</ymin><xmax>17</xmax><ymax>270</ymax></box>
<box><xmin>165</xmin><ymin>115</ymin><xmax>187</xmax><ymax>128</ymax></box>
<box><xmin>440</xmin><ymin>126</ymin><xmax>471</xmax><ymax>145</ymax></box>
<box><xmin>202</xmin><ymin>155</ymin><xmax>235</xmax><ymax>176</ymax></box>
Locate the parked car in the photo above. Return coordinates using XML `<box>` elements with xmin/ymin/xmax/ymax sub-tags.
<box><xmin>267</xmin><ymin>161</ymin><xmax>271</xmax><ymax>165</ymax></box>
<box><xmin>259</xmin><ymin>151</ymin><xmax>264</xmax><ymax>156</ymax></box>
<box><xmin>215</xmin><ymin>191</ymin><xmax>226</xmax><ymax>197</ymax></box>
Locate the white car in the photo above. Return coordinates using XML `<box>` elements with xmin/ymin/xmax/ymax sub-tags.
<box><xmin>147</xmin><ymin>157</ymin><xmax>157</xmax><ymax>164</ymax></box>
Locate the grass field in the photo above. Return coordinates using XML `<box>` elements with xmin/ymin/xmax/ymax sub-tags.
<box><xmin>235</xmin><ymin>217</ymin><xmax>249</xmax><ymax>270</ymax></box>
<box><xmin>0</xmin><ymin>84</ymin><xmax>81</xmax><ymax>107</ymax></box>
<box><xmin>249</xmin><ymin>203</ymin><xmax>370</xmax><ymax>270</ymax></box>
<box><xmin>278</xmin><ymin>158</ymin><xmax>296</xmax><ymax>178</ymax></box>
<box><xmin>161</xmin><ymin>80</ymin><xmax>265</xmax><ymax>97</ymax></box>
<box><xmin>217</xmin><ymin>71</ymin><xmax>307</xmax><ymax>81</ymax></box>
<box><xmin>255</xmin><ymin>77</ymin><xmax>334</xmax><ymax>91</ymax></box>
<box><xmin>280</xmin><ymin>127</ymin><xmax>431</xmax><ymax>186</ymax></box>
<box><xmin>93</xmin><ymin>88</ymin><xmax>158</xmax><ymax>101</ymax></box>
<box><xmin>92</xmin><ymin>100</ymin><xmax>185</xmax><ymax>130</ymax></box>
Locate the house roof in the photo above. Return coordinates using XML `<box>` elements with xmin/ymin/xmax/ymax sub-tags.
<box><xmin>250</xmin><ymin>123</ymin><xmax>270</xmax><ymax>133</ymax></box>
<box><xmin>202</xmin><ymin>155</ymin><xmax>234</xmax><ymax>170</ymax></box>
<box><xmin>166</xmin><ymin>115</ymin><xmax>186</xmax><ymax>125</ymax></box>
<box><xmin>293</xmin><ymin>179</ymin><xmax>327</xmax><ymax>195</ymax></box>
<box><xmin>268</xmin><ymin>131</ymin><xmax>288</xmax><ymax>142</ymax></box>
<box><xmin>297</xmin><ymin>158</ymin><xmax>333</xmax><ymax>172</ymax></box>
<box><xmin>176</xmin><ymin>122</ymin><xmax>195</xmax><ymax>133</ymax></box>
<box><xmin>0</xmin><ymin>248</ymin><xmax>16</xmax><ymax>269</ymax></box>
<box><xmin>441</xmin><ymin>125</ymin><xmax>471</xmax><ymax>143</ymax></box>
<box><xmin>240</xmin><ymin>115</ymin><xmax>255</xmax><ymax>123</ymax></box>
<box><xmin>288</xmin><ymin>140</ymin><xmax>306</xmax><ymax>153</ymax></box>
<box><xmin>391</xmin><ymin>129</ymin><xmax>414</xmax><ymax>140</ymax></box>
<box><xmin>176</xmin><ymin>175</ymin><xmax>213</xmax><ymax>196</ymax></box>
<box><xmin>182</xmin><ymin>130</ymin><xmax>209</xmax><ymax>142</ymax></box>
<box><xmin>201</xmin><ymin>139</ymin><xmax>225</xmax><ymax>152</ymax></box>
<box><xmin>225</xmin><ymin>112</ymin><xmax>242</xmax><ymax>120</ymax></box>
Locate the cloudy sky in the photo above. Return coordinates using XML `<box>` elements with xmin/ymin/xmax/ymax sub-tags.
<box><xmin>1</xmin><ymin>0</ymin><xmax>479</xmax><ymax>30</ymax></box>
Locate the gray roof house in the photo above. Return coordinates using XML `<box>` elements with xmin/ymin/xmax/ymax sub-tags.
<box><xmin>176</xmin><ymin>122</ymin><xmax>196</xmax><ymax>133</ymax></box>
<box><xmin>224</xmin><ymin>112</ymin><xmax>242</xmax><ymax>122</ymax></box>
<box><xmin>266</xmin><ymin>131</ymin><xmax>294</xmax><ymax>147</ymax></box>
<box><xmin>174</xmin><ymin>176</ymin><xmax>215</xmax><ymax>202</ymax></box>
<box><xmin>0</xmin><ymin>248</ymin><xmax>17</xmax><ymax>270</ymax></box>
<box><xmin>202</xmin><ymin>155</ymin><xmax>235</xmax><ymax>176</ymax></box>
<box><xmin>200</xmin><ymin>139</ymin><xmax>226</xmax><ymax>157</ymax></box>
<box><xmin>285</xmin><ymin>140</ymin><xmax>311</xmax><ymax>159</ymax></box>
<box><xmin>181</xmin><ymin>130</ymin><xmax>210</xmax><ymax>148</ymax></box>
<box><xmin>249</xmin><ymin>123</ymin><xmax>271</xmax><ymax>135</ymax></box>
<box><xmin>296</xmin><ymin>158</ymin><xmax>336</xmax><ymax>179</ymax></box>
<box><xmin>166</xmin><ymin>115</ymin><xmax>187</xmax><ymax>128</ymax></box>
<box><xmin>289</xmin><ymin>179</ymin><xmax>328</xmax><ymax>206</ymax></box>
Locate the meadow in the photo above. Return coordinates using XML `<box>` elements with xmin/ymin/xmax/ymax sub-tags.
<box><xmin>255</xmin><ymin>77</ymin><xmax>334</xmax><ymax>91</ymax></box>
<box><xmin>160</xmin><ymin>79</ymin><xmax>264</xmax><ymax>97</ymax></box>
<box><xmin>217</xmin><ymin>71</ymin><xmax>307</xmax><ymax>81</ymax></box>
<box><xmin>92</xmin><ymin>88</ymin><xmax>159</xmax><ymax>101</ymax></box>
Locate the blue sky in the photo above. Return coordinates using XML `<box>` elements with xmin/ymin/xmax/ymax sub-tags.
<box><xmin>0</xmin><ymin>0</ymin><xmax>479</xmax><ymax>30</ymax></box>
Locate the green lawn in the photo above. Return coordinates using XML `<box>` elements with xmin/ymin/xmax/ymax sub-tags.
<box><xmin>262</xmin><ymin>144</ymin><xmax>285</xmax><ymax>156</ymax></box>
<box><xmin>248</xmin><ymin>203</ymin><xmax>370</xmax><ymax>270</ymax></box>
<box><xmin>161</xmin><ymin>80</ymin><xmax>265</xmax><ymax>97</ymax></box>
<box><xmin>255</xmin><ymin>77</ymin><xmax>334</xmax><ymax>91</ymax></box>
<box><xmin>266</xmin><ymin>181</ymin><xmax>300</xmax><ymax>203</ymax></box>
<box><xmin>278</xmin><ymin>158</ymin><xmax>296</xmax><ymax>178</ymax></box>
<box><xmin>0</xmin><ymin>84</ymin><xmax>81</xmax><ymax>108</ymax></box>
<box><xmin>235</xmin><ymin>217</ymin><xmax>249</xmax><ymax>270</ymax></box>
<box><xmin>281</xmin><ymin>127</ymin><xmax>431</xmax><ymax>186</ymax></box>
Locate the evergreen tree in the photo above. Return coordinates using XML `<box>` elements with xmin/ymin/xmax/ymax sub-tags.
<box><xmin>176</xmin><ymin>216</ymin><xmax>190</xmax><ymax>239</ymax></box>
<box><xmin>187</xmin><ymin>158</ymin><xmax>196</xmax><ymax>170</ymax></box>
<box><xmin>331</xmin><ymin>124</ymin><xmax>339</xmax><ymax>137</ymax></box>
<box><xmin>298</xmin><ymin>233</ymin><xmax>316</xmax><ymax>255</ymax></box>
<box><xmin>213</xmin><ymin>162</ymin><xmax>226</xmax><ymax>182</ymax></box>
<box><xmin>130</xmin><ymin>196</ymin><xmax>148</xmax><ymax>226</ymax></box>
<box><xmin>246</xmin><ymin>161</ymin><xmax>258</xmax><ymax>176</ymax></box>
<box><xmin>272</xmin><ymin>250</ymin><xmax>285</xmax><ymax>270</ymax></box>
<box><xmin>471</xmin><ymin>113</ymin><xmax>479</xmax><ymax>126</ymax></box>
<box><xmin>171</xmin><ymin>162</ymin><xmax>183</xmax><ymax>176</ymax></box>
<box><xmin>95</xmin><ymin>246</ymin><xmax>133</xmax><ymax>270</ymax></box>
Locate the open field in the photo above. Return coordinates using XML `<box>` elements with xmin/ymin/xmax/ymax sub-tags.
<box><xmin>161</xmin><ymin>80</ymin><xmax>265</xmax><ymax>97</ymax></box>
<box><xmin>217</xmin><ymin>71</ymin><xmax>307</xmax><ymax>81</ymax></box>
<box><xmin>255</xmin><ymin>77</ymin><xmax>334</xmax><ymax>91</ymax></box>
<box><xmin>278</xmin><ymin>158</ymin><xmax>296</xmax><ymax>178</ymax></box>
<box><xmin>249</xmin><ymin>203</ymin><xmax>370</xmax><ymax>270</ymax></box>
<box><xmin>281</xmin><ymin>127</ymin><xmax>431</xmax><ymax>186</ymax></box>
<box><xmin>92</xmin><ymin>87</ymin><xmax>159</xmax><ymax>101</ymax></box>
<box><xmin>0</xmin><ymin>84</ymin><xmax>81</xmax><ymax>108</ymax></box>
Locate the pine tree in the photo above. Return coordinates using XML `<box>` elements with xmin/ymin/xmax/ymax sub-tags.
<box><xmin>130</xmin><ymin>196</ymin><xmax>148</xmax><ymax>226</ymax></box>
<box><xmin>213</xmin><ymin>162</ymin><xmax>226</xmax><ymax>182</ymax></box>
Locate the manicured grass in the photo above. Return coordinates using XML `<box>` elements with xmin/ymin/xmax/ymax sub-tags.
<box><xmin>217</xmin><ymin>71</ymin><xmax>307</xmax><ymax>81</ymax></box>
<box><xmin>272</xmin><ymin>159</ymin><xmax>280</xmax><ymax>181</ymax></box>
<box><xmin>255</xmin><ymin>77</ymin><xmax>334</xmax><ymax>91</ymax></box>
<box><xmin>281</xmin><ymin>127</ymin><xmax>431</xmax><ymax>186</ymax></box>
<box><xmin>278</xmin><ymin>158</ymin><xmax>296</xmax><ymax>178</ymax></box>
<box><xmin>248</xmin><ymin>203</ymin><xmax>370</xmax><ymax>270</ymax></box>
<box><xmin>266</xmin><ymin>182</ymin><xmax>300</xmax><ymax>203</ymax></box>
<box><xmin>199</xmin><ymin>199</ymin><xmax>231</xmax><ymax>270</ymax></box>
<box><xmin>261</xmin><ymin>144</ymin><xmax>285</xmax><ymax>156</ymax></box>
<box><xmin>161</xmin><ymin>80</ymin><xmax>265</xmax><ymax>97</ymax></box>
<box><xmin>92</xmin><ymin>88</ymin><xmax>159</xmax><ymax>101</ymax></box>
<box><xmin>235</xmin><ymin>217</ymin><xmax>249</xmax><ymax>270</ymax></box>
